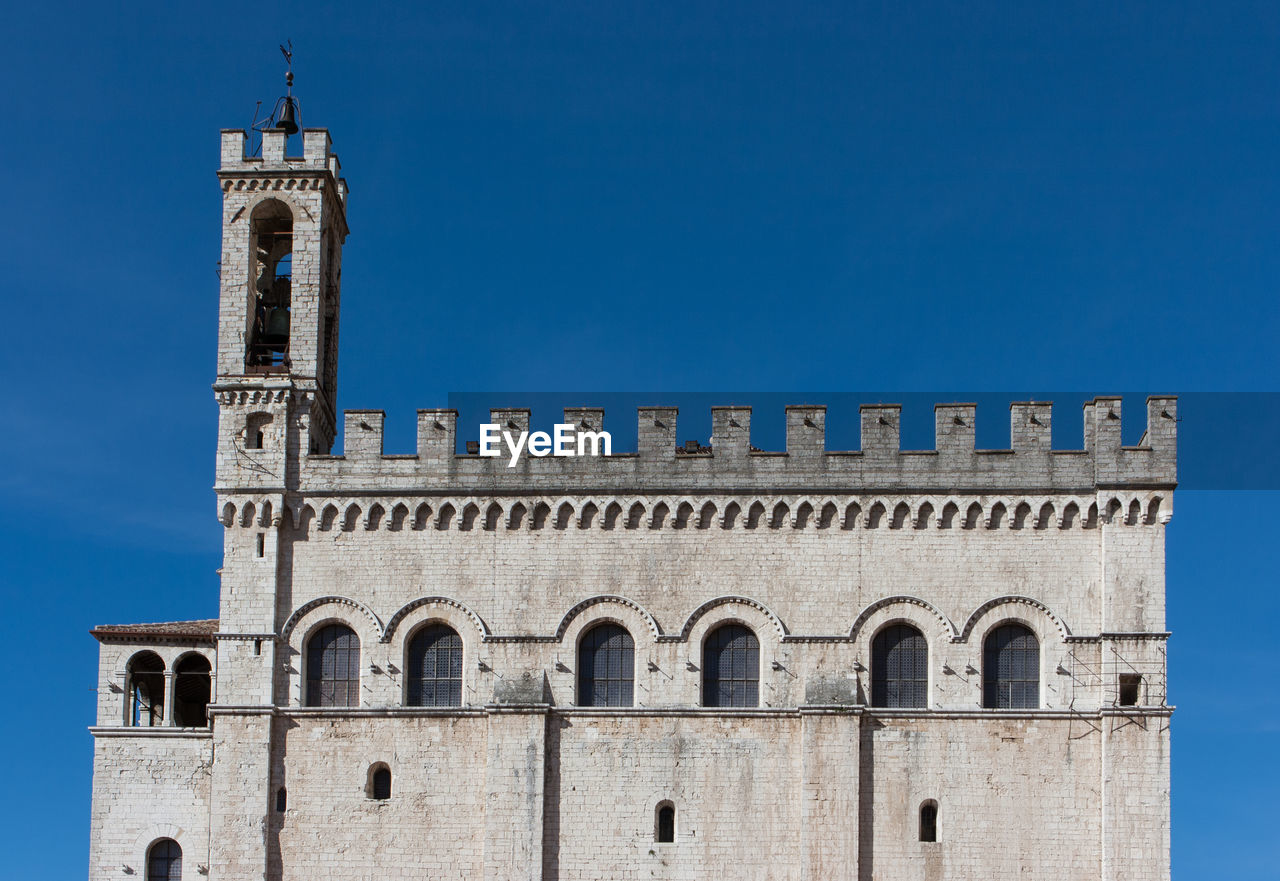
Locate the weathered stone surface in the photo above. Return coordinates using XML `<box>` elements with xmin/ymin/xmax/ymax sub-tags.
<box><xmin>86</xmin><ymin>125</ymin><xmax>1174</xmax><ymax>881</ymax></box>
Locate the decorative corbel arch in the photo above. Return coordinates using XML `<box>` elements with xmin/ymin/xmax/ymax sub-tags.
<box><xmin>677</xmin><ymin>595</ymin><xmax>788</xmax><ymax>641</ymax></box>
<box><xmin>554</xmin><ymin>594</ymin><xmax>663</xmax><ymax>641</ymax></box>
<box><xmin>849</xmin><ymin>595</ymin><xmax>958</xmax><ymax>641</ymax></box>
<box><xmin>281</xmin><ymin>595</ymin><xmax>384</xmax><ymax>642</ymax></box>
<box><xmin>958</xmin><ymin>595</ymin><xmax>1072</xmax><ymax>643</ymax></box>
<box><xmin>382</xmin><ymin>596</ymin><xmax>490</xmax><ymax>642</ymax></box>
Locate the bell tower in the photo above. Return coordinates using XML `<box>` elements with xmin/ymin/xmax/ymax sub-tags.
<box><xmin>213</xmin><ymin>107</ymin><xmax>349</xmax><ymax>492</ymax></box>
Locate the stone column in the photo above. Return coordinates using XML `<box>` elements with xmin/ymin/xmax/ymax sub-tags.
<box><xmin>163</xmin><ymin>671</ymin><xmax>176</xmax><ymax>726</ymax></box>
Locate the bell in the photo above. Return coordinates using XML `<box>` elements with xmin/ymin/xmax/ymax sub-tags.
<box><xmin>275</xmin><ymin>97</ymin><xmax>299</xmax><ymax>136</ymax></box>
<box><xmin>263</xmin><ymin>306</ymin><xmax>290</xmax><ymax>342</ymax></box>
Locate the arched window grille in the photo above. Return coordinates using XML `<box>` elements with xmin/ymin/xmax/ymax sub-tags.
<box><xmin>371</xmin><ymin>766</ymin><xmax>391</xmax><ymax>800</ymax></box>
<box><xmin>871</xmin><ymin>624</ymin><xmax>928</xmax><ymax>708</ymax></box>
<box><xmin>702</xmin><ymin>624</ymin><xmax>759</xmax><ymax>708</ymax></box>
<box><xmin>656</xmin><ymin>802</ymin><xmax>676</xmax><ymax>843</ymax></box>
<box><xmin>919</xmin><ymin>800</ymin><xmax>938</xmax><ymax>842</ymax></box>
<box><xmin>146</xmin><ymin>839</ymin><xmax>182</xmax><ymax>881</ymax></box>
<box><xmin>128</xmin><ymin>651</ymin><xmax>165</xmax><ymax>727</ymax></box>
<box><xmin>577</xmin><ymin>623</ymin><xmax>635</xmax><ymax>707</ymax></box>
<box><xmin>406</xmin><ymin>623</ymin><xmax>463</xmax><ymax>707</ymax></box>
<box><xmin>172</xmin><ymin>654</ymin><xmax>212</xmax><ymax>727</ymax></box>
<box><xmin>306</xmin><ymin>623</ymin><xmax>360</xmax><ymax>707</ymax></box>
<box><xmin>982</xmin><ymin>623</ymin><xmax>1040</xmax><ymax>709</ymax></box>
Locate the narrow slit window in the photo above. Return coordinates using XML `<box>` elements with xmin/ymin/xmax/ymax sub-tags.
<box><xmin>656</xmin><ymin>803</ymin><xmax>676</xmax><ymax>843</ymax></box>
<box><xmin>919</xmin><ymin>800</ymin><xmax>938</xmax><ymax>842</ymax></box>
<box><xmin>275</xmin><ymin>787</ymin><xmax>287</xmax><ymax>812</ymax></box>
<box><xmin>371</xmin><ymin>766</ymin><xmax>391</xmax><ymax>800</ymax></box>
<box><xmin>256</xmin><ymin>533</ymin><xmax>265</xmax><ymax>557</ymax></box>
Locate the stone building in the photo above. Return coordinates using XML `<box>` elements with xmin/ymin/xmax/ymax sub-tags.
<box><xmin>88</xmin><ymin>120</ymin><xmax>1175</xmax><ymax>881</ymax></box>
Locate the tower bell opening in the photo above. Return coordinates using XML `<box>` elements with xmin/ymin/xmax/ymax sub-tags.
<box><xmin>247</xmin><ymin>199</ymin><xmax>293</xmax><ymax>370</ymax></box>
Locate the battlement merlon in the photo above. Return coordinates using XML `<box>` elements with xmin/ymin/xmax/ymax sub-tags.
<box><xmin>218</xmin><ymin>128</ymin><xmax>349</xmax><ymax>211</ymax></box>
<box><xmin>214</xmin><ymin>397</ymin><xmax>1176</xmax><ymax>494</ymax></box>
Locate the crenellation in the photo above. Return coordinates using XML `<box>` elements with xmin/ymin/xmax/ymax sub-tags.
<box><xmin>710</xmin><ymin>406</ymin><xmax>752</xmax><ymax>457</ymax></box>
<box><xmin>217</xmin><ymin>398</ymin><xmax>1179</xmax><ymax>496</ymax></box>
<box><xmin>637</xmin><ymin>406</ymin><xmax>679</xmax><ymax>462</ymax></box>
<box><xmin>785</xmin><ymin>405</ymin><xmax>826</xmax><ymax>459</ymax></box>
<box><xmin>1010</xmin><ymin>401</ymin><xmax>1053</xmax><ymax>450</ymax></box>
<box><xmin>859</xmin><ymin>403</ymin><xmax>901</xmax><ymax>455</ymax></box>
<box><xmin>343</xmin><ymin>409</ymin><xmax>385</xmax><ymax>459</ymax></box>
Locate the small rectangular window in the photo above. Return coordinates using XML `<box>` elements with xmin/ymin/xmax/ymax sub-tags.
<box><xmin>1118</xmin><ymin>674</ymin><xmax>1142</xmax><ymax>707</ymax></box>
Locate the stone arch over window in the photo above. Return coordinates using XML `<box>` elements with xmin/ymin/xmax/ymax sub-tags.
<box><xmin>405</xmin><ymin>622</ymin><xmax>463</xmax><ymax>707</ymax></box>
<box><xmin>172</xmin><ymin>652</ymin><xmax>212</xmax><ymax>727</ymax></box>
<box><xmin>655</xmin><ymin>801</ymin><xmax>676</xmax><ymax>843</ymax></box>
<box><xmin>305</xmin><ymin>623</ymin><xmax>360</xmax><ymax>707</ymax></box>
<box><xmin>871</xmin><ymin>623</ymin><xmax>928</xmax><ymax>708</ymax></box>
<box><xmin>146</xmin><ymin>838</ymin><xmax>182</xmax><ymax>881</ymax></box>
<box><xmin>702</xmin><ymin>623</ymin><xmax>760</xmax><ymax>708</ymax></box>
<box><xmin>982</xmin><ymin>623</ymin><xmax>1040</xmax><ymax>709</ymax></box>
<box><xmin>919</xmin><ymin>800</ymin><xmax>938</xmax><ymax>842</ymax></box>
<box><xmin>577</xmin><ymin>622</ymin><xmax>635</xmax><ymax>707</ymax></box>
<box><xmin>127</xmin><ymin>650</ymin><xmax>165</xmax><ymax>727</ymax></box>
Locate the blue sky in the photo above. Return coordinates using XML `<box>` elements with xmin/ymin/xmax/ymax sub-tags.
<box><xmin>1</xmin><ymin>1</ymin><xmax>1277</xmax><ymax>877</ymax></box>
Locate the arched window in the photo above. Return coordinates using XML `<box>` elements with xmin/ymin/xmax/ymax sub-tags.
<box><xmin>871</xmin><ymin>624</ymin><xmax>928</xmax><ymax>708</ymax></box>
<box><xmin>577</xmin><ymin>623</ymin><xmax>635</xmax><ymax>707</ymax></box>
<box><xmin>983</xmin><ymin>623</ymin><xmax>1040</xmax><ymax>709</ymax></box>
<box><xmin>172</xmin><ymin>654</ymin><xmax>212</xmax><ymax>727</ymax></box>
<box><xmin>306</xmin><ymin>623</ymin><xmax>360</xmax><ymax>707</ymax></box>
<box><xmin>128</xmin><ymin>651</ymin><xmax>165</xmax><ymax>727</ymax></box>
<box><xmin>146</xmin><ymin>838</ymin><xmax>182</xmax><ymax>881</ymax></box>
<box><xmin>371</xmin><ymin>765</ymin><xmax>391</xmax><ymax>800</ymax></box>
<box><xmin>702</xmin><ymin>624</ymin><xmax>759</xmax><ymax>708</ymax></box>
<box><xmin>919</xmin><ymin>800</ymin><xmax>938</xmax><ymax>842</ymax></box>
<box><xmin>656</xmin><ymin>802</ymin><xmax>676</xmax><ymax>843</ymax></box>
<box><xmin>406</xmin><ymin>623</ymin><xmax>463</xmax><ymax>707</ymax></box>
<box><xmin>247</xmin><ymin>199</ymin><xmax>293</xmax><ymax>369</ymax></box>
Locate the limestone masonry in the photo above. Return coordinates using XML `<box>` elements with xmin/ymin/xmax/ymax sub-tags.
<box><xmin>89</xmin><ymin>122</ymin><xmax>1175</xmax><ymax>881</ymax></box>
